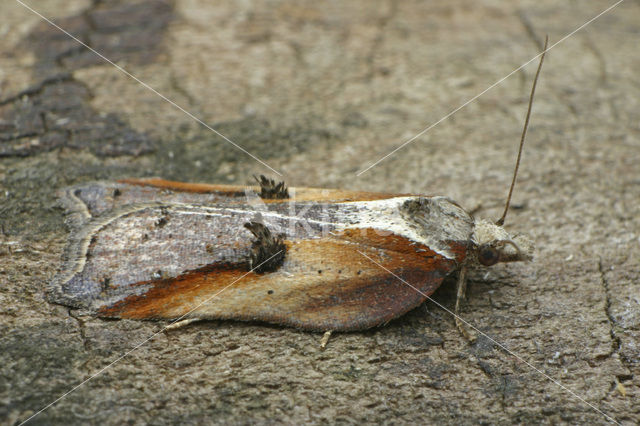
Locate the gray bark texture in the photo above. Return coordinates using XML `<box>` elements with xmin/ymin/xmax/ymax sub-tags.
<box><xmin>1</xmin><ymin>0</ymin><xmax>638</xmax><ymax>424</ymax></box>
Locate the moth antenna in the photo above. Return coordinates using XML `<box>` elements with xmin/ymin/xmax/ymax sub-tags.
<box><xmin>496</xmin><ymin>35</ymin><xmax>548</xmax><ymax>226</ymax></box>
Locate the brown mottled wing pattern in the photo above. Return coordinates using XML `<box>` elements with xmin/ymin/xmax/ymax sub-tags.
<box><xmin>50</xmin><ymin>179</ymin><xmax>466</xmax><ymax>331</ymax></box>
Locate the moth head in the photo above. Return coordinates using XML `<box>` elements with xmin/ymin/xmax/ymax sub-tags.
<box><xmin>471</xmin><ymin>219</ymin><xmax>533</xmax><ymax>267</ymax></box>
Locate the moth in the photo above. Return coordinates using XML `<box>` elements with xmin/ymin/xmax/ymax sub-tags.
<box><xmin>49</xmin><ymin>43</ymin><xmax>546</xmax><ymax>340</ymax></box>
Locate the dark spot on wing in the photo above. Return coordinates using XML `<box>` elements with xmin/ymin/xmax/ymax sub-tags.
<box><xmin>243</xmin><ymin>221</ymin><xmax>286</xmax><ymax>273</ymax></box>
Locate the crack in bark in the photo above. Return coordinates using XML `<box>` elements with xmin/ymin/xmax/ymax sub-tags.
<box><xmin>600</xmin><ymin>263</ymin><xmax>636</xmax><ymax>387</ymax></box>
<box><xmin>68</xmin><ymin>308</ymin><xmax>90</xmax><ymax>351</ymax></box>
<box><xmin>598</xmin><ymin>259</ymin><xmax>621</xmax><ymax>357</ymax></box>
<box><xmin>597</xmin><ymin>259</ymin><xmax>636</xmax><ymax>401</ymax></box>
<box><xmin>474</xmin><ymin>357</ymin><xmax>511</xmax><ymax>414</ymax></box>
<box><xmin>0</xmin><ymin>73</ymin><xmax>73</xmax><ymax>106</ymax></box>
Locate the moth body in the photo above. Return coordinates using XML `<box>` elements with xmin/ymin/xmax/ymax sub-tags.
<box><xmin>50</xmin><ymin>178</ymin><xmax>532</xmax><ymax>332</ymax></box>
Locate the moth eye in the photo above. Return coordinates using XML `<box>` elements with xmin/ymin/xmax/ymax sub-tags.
<box><xmin>478</xmin><ymin>245</ymin><xmax>500</xmax><ymax>266</ymax></box>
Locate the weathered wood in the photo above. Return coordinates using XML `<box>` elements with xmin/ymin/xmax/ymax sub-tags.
<box><xmin>0</xmin><ymin>0</ymin><xmax>637</xmax><ymax>424</ymax></box>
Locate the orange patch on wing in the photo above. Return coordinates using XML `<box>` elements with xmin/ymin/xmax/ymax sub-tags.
<box><xmin>119</xmin><ymin>178</ymin><xmax>246</xmax><ymax>196</ymax></box>
<box><xmin>98</xmin><ymin>230</ymin><xmax>466</xmax><ymax>331</ymax></box>
<box><xmin>98</xmin><ymin>261</ymin><xmax>251</xmax><ymax>320</ymax></box>
<box><xmin>120</xmin><ymin>178</ymin><xmax>408</xmax><ymax>203</ymax></box>
<box><xmin>340</xmin><ymin>228</ymin><xmax>469</xmax><ymax>265</ymax></box>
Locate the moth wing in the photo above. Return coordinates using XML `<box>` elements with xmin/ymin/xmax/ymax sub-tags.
<box><xmin>48</xmin><ymin>202</ymin><xmax>259</xmax><ymax>310</ymax></box>
<box><xmin>59</xmin><ymin>179</ymin><xmax>251</xmax><ymax>221</ymax></box>
<box><xmin>95</xmin><ymin>228</ymin><xmax>467</xmax><ymax>331</ymax></box>
<box><xmin>120</xmin><ymin>177</ymin><xmax>407</xmax><ymax>203</ymax></box>
<box><xmin>61</xmin><ymin>178</ymin><xmax>407</xmax><ymax>224</ymax></box>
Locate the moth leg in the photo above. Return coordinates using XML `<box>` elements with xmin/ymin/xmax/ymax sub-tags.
<box><xmin>165</xmin><ymin>318</ymin><xmax>202</xmax><ymax>331</ymax></box>
<box><xmin>454</xmin><ymin>266</ymin><xmax>477</xmax><ymax>342</ymax></box>
<box><xmin>320</xmin><ymin>330</ymin><xmax>333</xmax><ymax>349</ymax></box>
